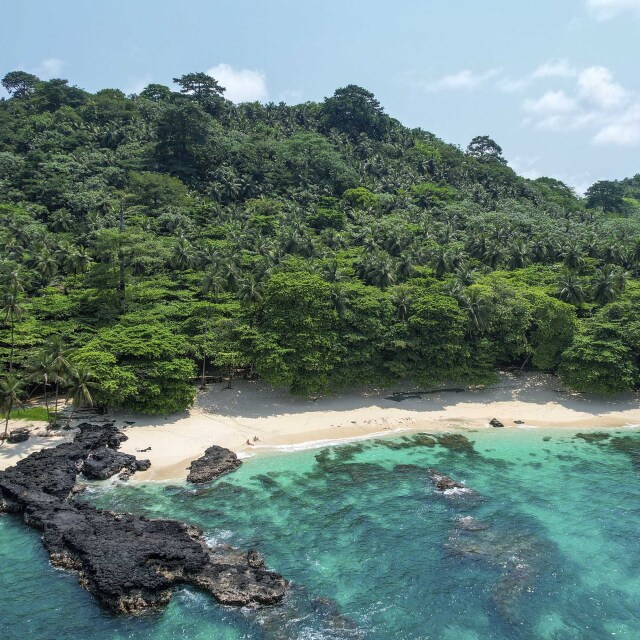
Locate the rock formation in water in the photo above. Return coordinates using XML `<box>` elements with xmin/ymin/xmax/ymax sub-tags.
<box><xmin>0</xmin><ymin>423</ymin><xmax>286</xmax><ymax>614</ymax></box>
<box><xmin>187</xmin><ymin>445</ymin><xmax>242</xmax><ymax>483</ymax></box>
<box><xmin>428</xmin><ymin>468</ymin><xmax>472</xmax><ymax>493</ymax></box>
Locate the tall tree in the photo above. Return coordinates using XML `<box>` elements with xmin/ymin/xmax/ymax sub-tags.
<box><xmin>0</xmin><ymin>374</ymin><xmax>25</xmax><ymax>444</ymax></box>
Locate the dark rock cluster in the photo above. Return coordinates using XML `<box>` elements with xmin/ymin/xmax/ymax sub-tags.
<box><xmin>187</xmin><ymin>445</ymin><xmax>242</xmax><ymax>483</ymax></box>
<box><xmin>0</xmin><ymin>423</ymin><xmax>286</xmax><ymax>614</ymax></box>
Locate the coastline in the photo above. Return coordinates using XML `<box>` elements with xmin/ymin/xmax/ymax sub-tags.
<box><xmin>1</xmin><ymin>372</ymin><xmax>639</xmax><ymax>480</ymax></box>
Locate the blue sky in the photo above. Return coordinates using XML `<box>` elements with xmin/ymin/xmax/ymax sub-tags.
<box><xmin>2</xmin><ymin>0</ymin><xmax>640</xmax><ymax>192</ymax></box>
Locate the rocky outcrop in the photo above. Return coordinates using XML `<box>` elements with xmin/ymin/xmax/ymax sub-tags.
<box><xmin>187</xmin><ymin>445</ymin><xmax>242</xmax><ymax>484</ymax></box>
<box><xmin>82</xmin><ymin>447</ymin><xmax>150</xmax><ymax>480</ymax></box>
<box><xmin>7</xmin><ymin>428</ymin><xmax>30</xmax><ymax>443</ymax></box>
<box><xmin>0</xmin><ymin>424</ymin><xmax>286</xmax><ymax>614</ymax></box>
<box><xmin>489</xmin><ymin>418</ymin><xmax>505</xmax><ymax>428</ymax></box>
<box><xmin>428</xmin><ymin>468</ymin><xmax>472</xmax><ymax>493</ymax></box>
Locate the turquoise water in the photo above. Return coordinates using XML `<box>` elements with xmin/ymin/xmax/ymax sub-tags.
<box><xmin>2</xmin><ymin>428</ymin><xmax>640</xmax><ymax>639</ymax></box>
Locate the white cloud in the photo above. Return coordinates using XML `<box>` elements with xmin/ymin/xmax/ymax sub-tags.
<box><xmin>578</xmin><ymin>66</ymin><xmax>628</xmax><ymax>109</ymax></box>
<box><xmin>523</xmin><ymin>90</ymin><xmax>577</xmax><ymax>115</ymax></box>
<box><xmin>593</xmin><ymin>103</ymin><xmax>640</xmax><ymax>145</ymax></box>
<box><xmin>206</xmin><ymin>63</ymin><xmax>268</xmax><ymax>103</ymax></box>
<box><xmin>532</xmin><ymin>59</ymin><xmax>577</xmax><ymax>79</ymax></box>
<box><xmin>497</xmin><ymin>76</ymin><xmax>531</xmax><ymax>93</ymax></box>
<box><xmin>35</xmin><ymin>57</ymin><xmax>64</xmax><ymax>79</ymax></box>
<box><xmin>426</xmin><ymin>69</ymin><xmax>498</xmax><ymax>91</ymax></box>
<box><xmin>586</xmin><ymin>0</ymin><xmax>640</xmax><ymax>19</ymax></box>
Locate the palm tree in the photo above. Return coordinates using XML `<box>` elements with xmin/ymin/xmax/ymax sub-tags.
<box><xmin>170</xmin><ymin>236</ymin><xmax>195</xmax><ymax>270</ymax></box>
<box><xmin>0</xmin><ymin>374</ymin><xmax>25</xmax><ymax>444</ymax></box>
<box><xmin>507</xmin><ymin>239</ymin><xmax>531</xmax><ymax>269</ymax></box>
<box><xmin>45</xmin><ymin>336</ymin><xmax>70</xmax><ymax>426</ymax></box>
<box><xmin>1</xmin><ymin>269</ymin><xmax>24</xmax><ymax>372</ymax></box>
<box><xmin>330</xmin><ymin>283</ymin><xmax>348</xmax><ymax>317</ymax></box>
<box><xmin>201</xmin><ymin>268</ymin><xmax>226</xmax><ymax>299</ymax></box>
<box><xmin>237</xmin><ymin>276</ymin><xmax>264</xmax><ymax>306</ymax></box>
<box><xmin>458</xmin><ymin>289</ymin><xmax>491</xmax><ymax>333</ymax></box>
<box><xmin>66</xmin><ymin>366</ymin><xmax>98</xmax><ymax>423</ymax></box>
<box><xmin>592</xmin><ymin>264</ymin><xmax>621</xmax><ymax>305</ymax></box>
<box><xmin>556</xmin><ymin>272</ymin><xmax>585</xmax><ymax>306</ymax></box>
<box><xmin>65</xmin><ymin>246</ymin><xmax>93</xmax><ymax>275</ymax></box>
<box><xmin>392</xmin><ymin>286</ymin><xmax>413</xmax><ymax>321</ymax></box>
<box><xmin>561</xmin><ymin>242</ymin><xmax>585</xmax><ymax>271</ymax></box>
<box><xmin>27</xmin><ymin>350</ymin><xmax>54</xmax><ymax>425</ymax></box>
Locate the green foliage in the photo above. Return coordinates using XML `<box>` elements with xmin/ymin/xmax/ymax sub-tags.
<box><xmin>342</xmin><ymin>187</ymin><xmax>378</xmax><ymax>209</ymax></box>
<box><xmin>0</xmin><ymin>69</ymin><xmax>639</xmax><ymax>406</ymax></box>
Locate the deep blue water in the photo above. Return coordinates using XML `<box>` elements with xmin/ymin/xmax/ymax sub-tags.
<box><xmin>2</xmin><ymin>428</ymin><xmax>640</xmax><ymax>639</ymax></box>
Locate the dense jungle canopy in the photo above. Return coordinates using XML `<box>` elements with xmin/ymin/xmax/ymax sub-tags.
<box><xmin>1</xmin><ymin>70</ymin><xmax>640</xmax><ymax>414</ymax></box>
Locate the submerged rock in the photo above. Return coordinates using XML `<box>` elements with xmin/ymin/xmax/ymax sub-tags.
<box><xmin>575</xmin><ymin>432</ymin><xmax>611</xmax><ymax>443</ymax></box>
<box><xmin>0</xmin><ymin>424</ymin><xmax>286</xmax><ymax>614</ymax></box>
<box><xmin>435</xmin><ymin>433</ymin><xmax>476</xmax><ymax>454</ymax></box>
<box><xmin>428</xmin><ymin>468</ymin><xmax>475</xmax><ymax>495</ymax></box>
<box><xmin>455</xmin><ymin>515</ymin><xmax>490</xmax><ymax>531</ymax></box>
<box><xmin>187</xmin><ymin>445</ymin><xmax>242</xmax><ymax>484</ymax></box>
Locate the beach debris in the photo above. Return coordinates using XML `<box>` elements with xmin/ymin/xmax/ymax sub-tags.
<box><xmin>385</xmin><ymin>388</ymin><xmax>465</xmax><ymax>402</ymax></box>
<box><xmin>489</xmin><ymin>418</ymin><xmax>505</xmax><ymax>428</ymax></box>
<box><xmin>0</xmin><ymin>424</ymin><xmax>286</xmax><ymax>614</ymax></box>
<box><xmin>187</xmin><ymin>445</ymin><xmax>242</xmax><ymax>484</ymax></box>
<box><xmin>135</xmin><ymin>446</ymin><xmax>151</xmax><ymax>452</ymax></box>
<box><xmin>7</xmin><ymin>428</ymin><xmax>30</xmax><ymax>443</ymax></box>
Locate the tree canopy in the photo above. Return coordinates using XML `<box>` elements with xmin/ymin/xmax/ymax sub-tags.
<box><xmin>1</xmin><ymin>68</ymin><xmax>640</xmax><ymax>411</ymax></box>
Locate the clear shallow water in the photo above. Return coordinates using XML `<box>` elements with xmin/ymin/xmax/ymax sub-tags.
<box><xmin>2</xmin><ymin>428</ymin><xmax>640</xmax><ymax>639</ymax></box>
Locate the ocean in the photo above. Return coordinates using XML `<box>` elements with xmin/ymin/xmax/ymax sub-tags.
<box><xmin>2</xmin><ymin>427</ymin><xmax>640</xmax><ymax>639</ymax></box>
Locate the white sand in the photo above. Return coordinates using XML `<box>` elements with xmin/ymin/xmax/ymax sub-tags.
<box><xmin>2</xmin><ymin>373</ymin><xmax>639</xmax><ymax>480</ymax></box>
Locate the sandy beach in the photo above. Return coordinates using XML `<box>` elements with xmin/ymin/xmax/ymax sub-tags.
<box><xmin>1</xmin><ymin>372</ymin><xmax>639</xmax><ymax>480</ymax></box>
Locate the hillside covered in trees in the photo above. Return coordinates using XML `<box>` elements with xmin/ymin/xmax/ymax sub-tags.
<box><xmin>1</xmin><ymin>69</ymin><xmax>640</xmax><ymax>418</ymax></box>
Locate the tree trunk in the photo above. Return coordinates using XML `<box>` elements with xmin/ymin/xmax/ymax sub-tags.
<box><xmin>8</xmin><ymin>316</ymin><xmax>14</xmax><ymax>373</ymax></box>
<box><xmin>43</xmin><ymin>376</ymin><xmax>50</xmax><ymax>429</ymax></box>
<box><xmin>54</xmin><ymin>381</ymin><xmax>59</xmax><ymax>427</ymax></box>
<box><xmin>1</xmin><ymin>399</ymin><xmax>13</xmax><ymax>444</ymax></box>
<box><xmin>201</xmin><ymin>355</ymin><xmax>207</xmax><ymax>389</ymax></box>
<box><xmin>226</xmin><ymin>365</ymin><xmax>233</xmax><ymax>390</ymax></box>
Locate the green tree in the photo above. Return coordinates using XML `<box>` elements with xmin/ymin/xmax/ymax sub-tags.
<box><xmin>1</xmin><ymin>268</ymin><xmax>25</xmax><ymax>372</ymax></box>
<box><xmin>321</xmin><ymin>85</ymin><xmax>388</xmax><ymax>139</ymax></box>
<box><xmin>0</xmin><ymin>374</ymin><xmax>25</xmax><ymax>443</ymax></box>
<box><xmin>2</xmin><ymin>70</ymin><xmax>40</xmax><ymax>98</ymax></box>
<box><xmin>586</xmin><ymin>180</ymin><xmax>625</xmax><ymax>214</ymax></box>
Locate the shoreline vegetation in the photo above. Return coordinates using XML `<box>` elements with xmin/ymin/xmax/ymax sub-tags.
<box><xmin>1</xmin><ymin>71</ymin><xmax>640</xmax><ymax>442</ymax></box>
<box><xmin>2</xmin><ymin>372</ymin><xmax>639</xmax><ymax>479</ymax></box>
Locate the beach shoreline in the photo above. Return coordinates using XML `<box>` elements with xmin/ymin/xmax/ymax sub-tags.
<box><xmin>1</xmin><ymin>372</ymin><xmax>639</xmax><ymax>480</ymax></box>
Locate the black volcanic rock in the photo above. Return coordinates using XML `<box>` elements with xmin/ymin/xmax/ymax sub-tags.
<box><xmin>187</xmin><ymin>445</ymin><xmax>242</xmax><ymax>484</ymax></box>
<box><xmin>0</xmin><ymin>424</ymin><xmax>286</xmax><ymax>613</ymax></box>
<box><xmin>82</xmin><ymin>447</ymin><xmax>148</xmax><ymax>480</ymax></box>
<box><xmin>427</xmin><ymin>468</ymin><xmax>476</xmax><ymax>495</ymax></box>
<box><xmin>7</xmin><ymin>428</ymin><xmax>30</xmax><ymax>443</ymax></box>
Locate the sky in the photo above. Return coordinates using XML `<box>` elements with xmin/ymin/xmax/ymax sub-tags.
<box><xmin>2</xmin><ymin>0</ymin><xmax>640</xmax><ymax>192</ymax></box>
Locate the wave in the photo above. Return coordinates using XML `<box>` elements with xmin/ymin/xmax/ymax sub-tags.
<box><xmin>254</xmin><ymin>429</ymin><xmax>408</xmax><ymax>452</ymax></box>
